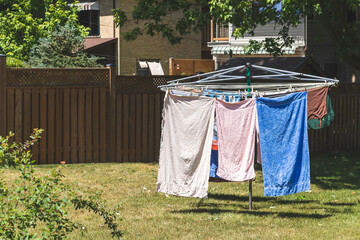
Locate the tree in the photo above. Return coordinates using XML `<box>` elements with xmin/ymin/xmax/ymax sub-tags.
<box><xmin>28</xmin><ymin>23</ymin><xmax>102</xmax><ymax>68</ymax></box>
<box><xmin>114</xmin><ymin>0</ymin><xmax>360</xmax><ymax>70</ymax></box>
<box><xmin>0</xmin><ymin>0</ymin><xmax>88</xmax><ymax>61</ymax></box>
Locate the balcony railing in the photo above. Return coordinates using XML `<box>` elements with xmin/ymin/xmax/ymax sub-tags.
<box><xmin>211</xmin><ymin>20</ymin><xmax>229</xmax><ymax>42</ymax></box>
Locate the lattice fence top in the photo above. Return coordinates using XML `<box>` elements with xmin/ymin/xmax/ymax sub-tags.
<box><xmin>115</xmin><ymin>76</ymin><xmax>180</xmax><ymax>94</ymax></box>
<box><xmin>7</xmin><ymin>68</ymin><xmax>109</xmax><ymax>87</ymax></box>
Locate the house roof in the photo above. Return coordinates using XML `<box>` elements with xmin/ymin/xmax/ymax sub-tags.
<box><xmin>84</xmin><ymin>38</ymin><xmax>117</xmax><ymax>51</ymax></box>
<box><xmin>219</xmin><ymin>57</ymin><xmax>328</xmax><ymax>77</ymax></box>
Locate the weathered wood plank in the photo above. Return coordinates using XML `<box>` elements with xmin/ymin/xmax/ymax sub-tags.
<box><xmin>116</xmin><ymin>95</ymin><xmax>123</xmax><ymax>162</ymax></box>
<box><xmin>129</xmin><ymin>94</ymin><xmax>136</xmax><ymax>162</ymax></box>
<box><xmin>92</xmin><ymin>88</ymin><xmax>100</xmax><ymax>163</ymax></box>
<box><xmin>154</xmin><ymin>93</ymin><xmax>161</xmax><ymax>161</ymax></box>
<box><xmin>63</xmin><ymin>88</ymin><xmax>71</xmax><ymax>163</ymax></box>
<box><xmin>39</xmin><ymin>88</ymin><xmax>47</xmax><ymax>164</ymax></box>
<box><xmin>47</xmin><ymin>88</ymin><xmax>55</xmax><ymax>164</ymax></box>
<box><xmin>55</xmin><ymin>88</ymin><xmax>63</xmax><ymax>164</ymax></box>
<box><xmin>142</xmin><ymin>94</ymin><xmax>149</xmax><ymax>162</ymax></box>
<box><xmin>70</xmin><ymin>89</ymin><xmax>78</xmax><ymax>163</ymax></box>
<box><xmin>148</xmin><ymin>94</ymin><xmax>155</xmax><ymax>162</ymax></box>
<box><xmin>123</xmin><ymin>94</ymin><xmax>129</xmax><ymax>162</ymax></box>
<box><xmin>85</xmin><ymin>88</ymin><xmax>93</xmax><ymax>163</ymax></box>
<box><xmin>99</xmin><ymin>88</ymin><xmax>107</xmax><ymax>162</ymax></box>
<box><xmin>135</xmin><ymin>94</ymin><xmax>142</xmax><ymax>162</ymax></box>
<box><xmin>78</xmin><ymin>88</ymin><xmax>85</xmax><ymax>163</ymax></box>
<box><xmin>14</xmin><ymin>89</ymin><xmax>23</xmax><ymax>142</ymax></box>
<box><xmin>23</xmin><ymin>89</ymin><xmax>31</xmax><ymax>141</ymax></box>
<box><xmin>31</xmin><ymin>88</ymin><xmax>40</xmax><ymax>162</ymax></box>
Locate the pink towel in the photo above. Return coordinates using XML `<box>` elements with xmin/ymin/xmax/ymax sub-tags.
<box><xmin>215</xmin><ymin>99</ymin><xmax>261</xmax><ymax>182</ymax></box>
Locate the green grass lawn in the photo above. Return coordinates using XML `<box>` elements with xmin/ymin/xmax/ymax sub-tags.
<box><xmin>3</xmin><ymin>151</ymin><xmax>360</xmax><ymax>239</ymax></box>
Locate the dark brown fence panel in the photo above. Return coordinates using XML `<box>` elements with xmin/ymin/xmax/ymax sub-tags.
<box><xmin>308</xmin><ymin>84</ymin><xmax>360</xmax><ymax>153</ymax></box>
<box><xmin>2</xmin><ymin>56</ymin><xmax>360</xmax><ymax>165</ymax></box>
<box><xmin>113</xmin><ymin>76</ymin><xmax>178</xmax><ymax>162</ymax></box>
<box><xmin>2</xmin><ymin>65</ymin><xmax>109</xmax><ymax>164</ymax></box>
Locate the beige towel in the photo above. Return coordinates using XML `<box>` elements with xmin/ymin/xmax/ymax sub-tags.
<box><xmin>156</xmin><ymin>93</ymin><xmax>215</xmax><ymax>198</ymax></box>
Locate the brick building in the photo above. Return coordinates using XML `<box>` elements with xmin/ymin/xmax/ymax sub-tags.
<box><xmin>78</xmin><ymin>0</ymin><xmax>201</xmax><ymax>75</ymax></box>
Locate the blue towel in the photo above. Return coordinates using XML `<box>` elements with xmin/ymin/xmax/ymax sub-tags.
<box><xmin>209</xmin><ymin>149</ymin><xmax>220</xmax><ymax>178</ymax></box>
<box><xmin>256</xmin><ymin>92</ymin><xmax>310</xmax><ymax>196</ymax></box>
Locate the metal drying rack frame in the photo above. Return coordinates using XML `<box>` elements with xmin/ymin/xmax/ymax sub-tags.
<box><xmin>159</xmin><ymin>63</ymin><xmax>339</xmax><ymax>209</ymax></box>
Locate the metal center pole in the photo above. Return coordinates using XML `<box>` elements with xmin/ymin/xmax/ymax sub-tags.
<box><xmin>246</xmin><ymin>62</ymin><xmax>251</xmax><ymax>95</ymax></box>
<box><xmin>246</xmin><ymin>62</ymin><xmax>253</xmax><ymax>210</ymax></box>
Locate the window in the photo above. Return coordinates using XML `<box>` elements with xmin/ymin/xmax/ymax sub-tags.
<box><xmin>76</xmin><ymin>1</ymin><xmax>100</xmax><ymax>36</ymax></box>
<box><xmin>79</xmin><ymin>10</ymin><xmax>99</xmax><ymax>36</ymax></box>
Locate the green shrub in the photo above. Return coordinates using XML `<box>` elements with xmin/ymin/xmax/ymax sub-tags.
<box><xmin>0</xmin><ymin>129</ymin><xmax>122</xmax><ymax>239</ymax></box>
<box><xmin>27</xmin><ymin>23</ymin><xmax>102</xmax><ymax>68</ymax></box>
<box><xmin>6</xmin><ymin>57</ymin><xmax>24</xmax><ymax>67</ymax></box>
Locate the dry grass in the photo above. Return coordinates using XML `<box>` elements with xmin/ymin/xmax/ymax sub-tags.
<box><xmin>2</xmin><ymin>151</ymin><xmax>360</xmax><ymax>239</ymax></box>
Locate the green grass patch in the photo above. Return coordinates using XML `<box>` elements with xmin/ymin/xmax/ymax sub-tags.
<box><xmin>2</xmin><ymin>151</ymin><xmax>360</xmax><ymax>239</ymax></box>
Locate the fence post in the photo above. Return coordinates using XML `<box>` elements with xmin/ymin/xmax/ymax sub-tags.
<box><xmin>108</xmin><ymin>64</ymin><xmax>116</xmax><ymax>162</ymax></box>
<box><xmin>169</xmin><ymin>57</ymin><xmax>174</xmax><ymax>75</ymax></box>
<box><xmin>0</xmin><ymin>55</ymin><xmax>6</xmax><ymax>136</ymax></box>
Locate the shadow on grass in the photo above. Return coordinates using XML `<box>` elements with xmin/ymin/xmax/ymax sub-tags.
<box><xmin>170</xmin><ymin>208</ymin><xmax>333</xmax><ymax>219</ymax></box>
<box><xmin>208</xmin><ymin>193</ymin><xmax>317</xmax><ymax>205</ymax></box>
<box><xmin>323</xmin><ymin>202</ymin><xmax>357</xmax><ymax>206</ymax></box>
<box><xmin>310</xmin><ymin>151</ymin><xmax>360</xmax><ymax>190</ymax></box>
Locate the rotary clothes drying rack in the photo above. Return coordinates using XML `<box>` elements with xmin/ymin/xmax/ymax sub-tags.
<box><xmin>159</xmin><ymin>63</ymin><xmax>339</xmax><ymax>209</ymax></box>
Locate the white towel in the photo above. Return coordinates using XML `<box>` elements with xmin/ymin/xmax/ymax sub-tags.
<box><xmin>157</xmin><ymin>93</ymin><xmax>215</xmax><ymax>198</ymax></box>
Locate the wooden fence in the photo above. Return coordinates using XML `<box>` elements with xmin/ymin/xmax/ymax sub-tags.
<box><xmin>169</xmin><ymin>58</ymin><xmax>214</xmax><ymax>75</ymax></box>
<box><xmin>308</xmin><ymin>84</ymin><xmax>360</xmax><ymax>153</ymax></box>
<box><xmin>0</xmin><ymin>55</ymin><xmax>360</xmax><ymax>164</ymax></box>
<box><xmin>0</xmin><ymin>66</ymin><xmax>109</xmax><ymax>164</ymax></box>
<box><xmin>109</xmin><ymin>76</ymin><xmax>177</xmax><ymax>163</ymax></box>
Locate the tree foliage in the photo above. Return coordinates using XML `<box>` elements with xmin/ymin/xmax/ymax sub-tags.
<box><xmin>0</xmin><ymin>0</ymin><xmax>88</xmax><ymax>61</ymax></box>
<box><xmin>27</xmin><ymin>23</ymin><xmax>102</xmax><ymax>68</ymax></box>
<box><xmin>0</xmin><ymin>130</ymin><xmax>122</xmax><ymax>239</ymax></box>
<box><xmin>114</xmin><ymin>0</ymin><xmax>360</xmax><ymax>70</ymax></box>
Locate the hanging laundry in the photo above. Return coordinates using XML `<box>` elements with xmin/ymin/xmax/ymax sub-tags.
<box><xmin>209</xmin><ymin>117</ymin><xmax>222</xmax><ymax>178</ymax></box>
<box><xmin>170</xmin><ymin>89</ymin><xmax>202</xmax><ymax>96</ymax></box>
<box><xmin>307</xmin><ymin>86</ymin><xmax>329</xmax><ymax>120</ymax></box>
<box><xmin>208</xmin><ymin>94</ymin><xmax>242</xmax><ymax>180</ymax></box>
<box><xmin>256</xmin><ymin>92</ymin><xmax>310</xmax><ymax>197</ymax></box>
<box><xmin>308</xmin><ymin>95</ymin><xmax>335</xmax><ymax>129</ymax></box>
<box><xmin>157</xmin><ymin>93</ymin><xmax>215</xmax><ymax>198</ymax></box>
<box><xmin>215</xmin><ymin>99</ymin><xmax>261</xmax><ymax>182</ymax></box>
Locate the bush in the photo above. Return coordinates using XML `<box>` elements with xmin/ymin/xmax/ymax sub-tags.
<box><xmin>6</xmin><ymin>57</ymin><xmax>24</xmax><ymax>67</ymax></box>
<box><xmin>0</xmin><ymin>129</ymin><xmax>122</xmax><ymax>239</ymax></box>
<box><xmin>27</xmin><ymin>23</ymin><xmax>102</xmax><ymax>68</ymax></box>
